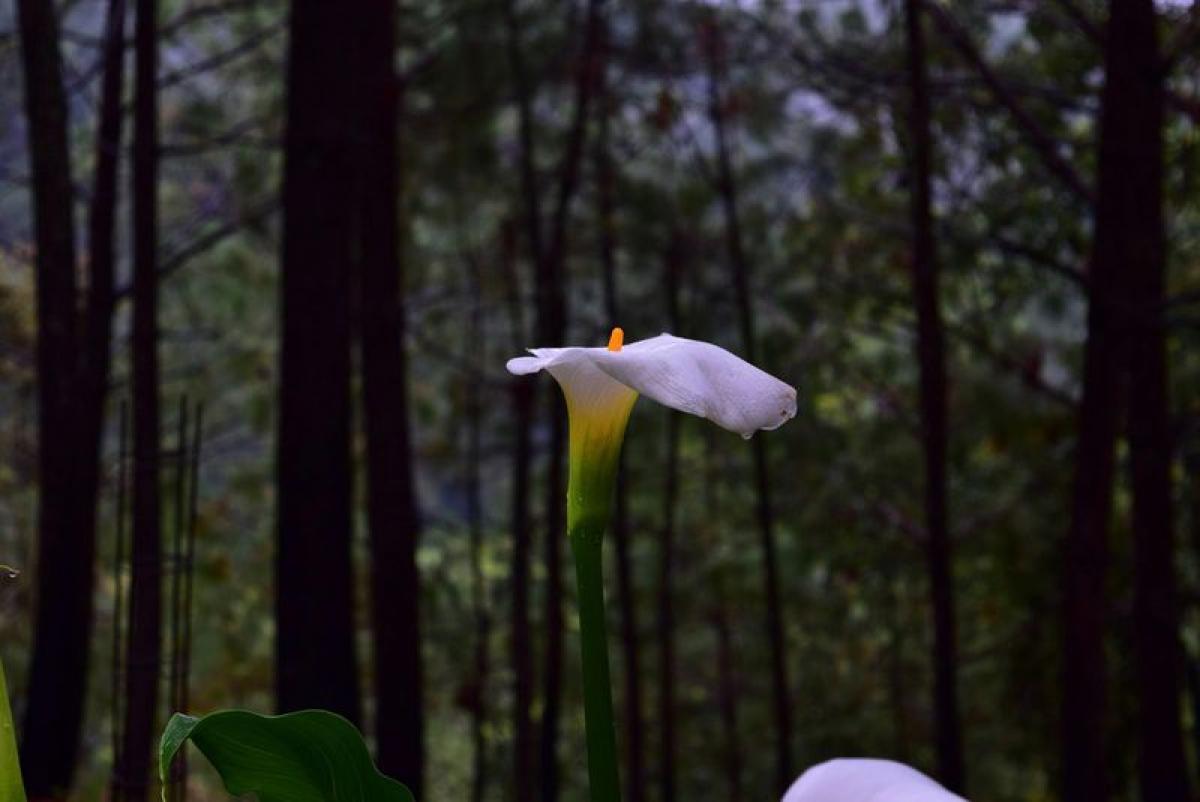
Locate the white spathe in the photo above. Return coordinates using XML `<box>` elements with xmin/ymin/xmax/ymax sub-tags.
<box><xmin>783</xmin><ymin>759</ymin><xmax>967</xmax><ymax>802</ymax></box>
<box><xmin>506</xmin><ymin>333</ymin><xmax>797</xmax><ymax>438</ymax></box>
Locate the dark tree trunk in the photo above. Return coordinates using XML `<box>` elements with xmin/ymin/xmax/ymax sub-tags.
<box><xmin>1060</xmin><ymin>0</ymin><xmax>1145</xmax><ymax>797</ymax></box>
<box><xmin>500</xmin><ymin>8</ymin><xmax>553</xmax><ymax>791</ymax></box>
<box><xmin>89</xmin><ymin>0</ymin><xmax>127</xmax><ymax>793</ymax></box>
<box><xmin>509</xmin><ymin>373</ymin><xmax>536</xmax><ymax>802</ymax></box>
<box><xmin>902</xmin><ymin>0</ymin><xmax>965</xmax><ymax>793</ymax></box>
<box><xmin>1116</xmin><ymin>1</ymin><xmax>1189</xmax><ymax>799</ymax></box>
<box><xmin>79</xmin><ymin>0</ymin><xmax>125</xmax><ymax>560</ymax></box>
<box><xmin>657</xmin><ymin>233</ymin><xmax>683</xmax><ymax>802</ymax></box>
<box><xmin>703</xmin><ymin>431</ymin><xmax>744</xmax><ymax>802</ymax></box>
<box><xmin>120</xmin><ymin>0</ymin><xmax>163</xmax><ymax>796</ymax></box>
<box><xmin>276</xmin><ymin>0</ymin><xmax>360</xmax><ymax>723</ymax></box>
<box><xmin>504</xmin><ymin>2</ymin><xmax>604</xmax><ymax>798</ymax></box>
<box><xmin>15</xmin><ymin>0</ymin><xmax>95</xmax><ymax>792</ymax></box>
<box><xmin>712</xmin><ymin>598</ymin><xmax>743</xmax><ymax>802</ymax></box>
<box><xmin>351</xmin><ymin>0</ymin><xmax>424</xmax><ymax>792</ymax></box>
<box><xmin>501</xmin><ymin>217</ymin><xmax>536</xmax><ymax>802</ymax></box>
<box><xmin>594</xmin><ymin>24</ymin><xmax>645</xmax><ymax>801</ymax></box>
<box><xmin>539</xmin><ymin>405</ymin><xmax>566</xmax><ymax>802</ymax></box>
<box><xmin>464</xmin><ymin>258</ymin><xmax>490</xmax><ymax>802</ymax></box>
<box><xmin>702</xmin><ymin>19</ymin><xmax>793</xmax><ymax>794</ymax></box>
<box><xmin>1189</xmin><ymin>459</ymin><xmax>1200</xmax><ymax>792</ymax></box>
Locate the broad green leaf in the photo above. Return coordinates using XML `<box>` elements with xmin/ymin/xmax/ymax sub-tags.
<box><xmin>159</xmin><ymin>710</ymin><xmax>414</xmax><ymax>802</ymax></box>
<box><xmin>0</xmin><ymin>658</ymin><xmax>26</xmax><ymax>802</ymax></box>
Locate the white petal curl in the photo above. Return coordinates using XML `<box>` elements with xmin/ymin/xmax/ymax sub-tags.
<box><xmin>506</xmin><ymin>333</ymin><xmax>797</xmax><ymax>438</ymax></box>
<box><xmin>782</xmin><ymin>759</ymin><xmax>967</xmax><ymax>802</ymax></box>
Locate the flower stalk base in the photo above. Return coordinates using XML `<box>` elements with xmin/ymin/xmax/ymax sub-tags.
<box><xmin>570</xmin><ymin>524</ymin><xmax>622</xmax><ymax>802</ymax></box>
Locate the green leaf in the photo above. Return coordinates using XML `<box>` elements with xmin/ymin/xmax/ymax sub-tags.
<box><xmin>159</xmin><ymin>710</ymin><xmax>414</xmax><ymax>802</ymax></box>
<box><xmin>1</xmin><ymin>658</ymin><xmax>26</xmax><ymax>802</ymax></box>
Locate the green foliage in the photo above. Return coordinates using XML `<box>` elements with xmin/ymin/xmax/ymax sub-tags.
<box><xmin>0</xmin><ymin>657</ymin><xmax>25</xmax><ymax>802</ymax></box>
<box><xmin>159</xmin><ymin>710</ymin><xmax>414</xmax><ymax>802</ymax></box>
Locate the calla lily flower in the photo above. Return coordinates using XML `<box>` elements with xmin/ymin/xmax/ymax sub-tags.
<box><xmin>783</xmin><ymin>759</ymin><xmax>967</xmax><ymax>802</ymax></box>
<box><xmin>508</xmin><ymin>328</ymin><xmax>796</xmax><ymax>802</ymax></box>
<box><xmin>507</xmin><ymin>330</ymin><xmax>797</xmax><ymax>440</ymax></box>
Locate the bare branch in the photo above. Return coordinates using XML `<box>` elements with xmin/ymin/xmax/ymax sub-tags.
<box><xmin>160</xmin><ymin>0</ymin><xmax>263</xmax><ymax>39</ymax></box>
<box><xmin>923</xmin><ymin>1</ymin><xmax>1095</xmax><ymax>205</ymax></box>
<box><xmin>157</xmin><ymin>23</ymin><xmax>282</xmax><ymax>92</ymax></box>
<box><xmin>115</xmin><ymin>199</ymin><xmax>278</xmax><ymax>299</ymax></box>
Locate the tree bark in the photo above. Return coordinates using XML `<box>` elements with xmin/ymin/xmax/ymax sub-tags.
<box><xmin>465</xmin><ymin>258</ymin><xmax>490</xmax><ymax>802</ymax></box>
<box><xmin>501</xmin><ymin>216</ymin><xmax>536</xmax><ymax>802</ymax></box>
<box><xmin>79</xmin><ymin>0</ymin><xmax>126</xmax><ymax>583</ymax></box>
<box><xmin>276</xmin><ymin>0</ymin><xmax>360</xmax><ymax>723</ymax></box>
<box><xmin>504</xmin><ymin>2</ymin><xmax>604</xmax><ymax>798</ymax></box>
<box><xmin>120</xmin><ymin>0</ymin><xmax>163</xmax><ymax>796</ymax></box>
<box><xmin>1059</xmin><ymin>0</ymin><xmax>1143</xmax><ymax>797</ymax></box>
<box><xmin>351</xmin><ymin>0</ymin><xmax>424</xmax><ymax>792</ymax></box>
<box><xmin>15</xmin><ymin>0</ymin><xmax>119</xmax><ymax>791</ymax></box>
<box><xmin>712</xmin><ymin>598</ymin><xmax>743</xmax><ymax>802</ymax></box>
<box><xmin>657</xmin><ymin>233</ymin><xmax>683</xmax><ymax>802</ymax></box>
<box><xmin>1116</xmin><ymin>1</ymin><xmax>1189</xmax><ymax>799</ymax></box>
<box><xmin>509</xmin><ymin>374</ymin><xmax>536</xmax><ymax>802</ymax></box>
<box><xmin>703</xmin><ymin>431</ymin><xmax>744</xmax><ymax>802</ymax></box>
<box><xmin>702</xmin><ymin>19</ymin><xmax>793</xmax><ymax>794</ymax></box>
<box><xmin>902</xmin><ymin>0</ymin><xmax>965</xmax><ymax>793</ymax></box>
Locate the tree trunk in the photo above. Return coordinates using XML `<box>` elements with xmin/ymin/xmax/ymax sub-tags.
<box><xmin>351</xmin><ymin>0</ymin><xmax>424</xmax><ymax>792</ymax></box>
<box><xmin>902</xmin><ymin>0</ymin><xmax>965</xmax><ymax>793</ymax></box>
<box><xmin>465</xmin><ymin>257</ymin><xmax>490</xmax><ymax>802</ymax></box>
<box><xmin>1116</xmin><ymin>1</ymin><xmax>1189</xmax><ymax>799</ymax></box>
<box><xmin>702</xmin><ymin>19</ymin><xmax>793</xmax><ymax>794</ymax></box>
<box><xmin>657</xmin><ymin>232</ymin><xmax>683</xmax><ymax>802</ymax></box>
<box><xmin>501</xmin><ymin>217</ymin><xmax>536</xmax><ymax>802</ymax></box>
<box><xmin>504</xmin><ymin>2</ymin><xmax>604</xmax><ymax>797</ymax></box>
<box><xmin>701</xmin><ymin>428</ymin><xmax>744</xmax><ymax>802</ymax></box>
<box><xmin>509</xmin><ymin>373</ymin><xmax>536</xmax><ymax>802</ymax></box>
<box><xmin>120</xmin><ymin>0</ymin><xmax>163</xmax><ymax>796</ymax></box>
<box><xmin>1060</xmin><ymin>0</ymin><xmax>1143</xmax><ymax>796</ymax></box>
<box><xmin>276</xmin><ymin>0</ymin><xmax>360</xmax><ymax>723</ymax></box>
<box><xmin>15</xmin><ymin>0</ymin><xmax>88</xmax><ymax>792</ymax></box>
<box><xmin>501</xmin><ymin>7</ymin><xmax>554</xmax><ymax>792</ymax></box>
<box><xmin>712</xmin><ymin>598</ymin><xmax>743</xmax><ymax>802</ymax></box>
<box><xmin>539</xmin><ymin>405</ymin><xmax>566</xmax><ymax>802</ymax></box>
<box><xmin>89</xmin><ymin>0</ymin><xmax>126</xmax><ymax>787</ymax></box>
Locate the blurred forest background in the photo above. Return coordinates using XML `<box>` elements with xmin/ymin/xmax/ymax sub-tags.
<box><xmin>1</xmin><ymin>0</ymin><xmax>1199</xmax><ymax>800</ymax></box>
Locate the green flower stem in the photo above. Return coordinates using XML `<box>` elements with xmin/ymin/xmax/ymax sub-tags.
<box><xmin>1</xmin><ymin>657</ymin><xmax>26</xmax><ymax>802</ymax></box>
<box><xmin>569</xmin><ymin>522</ymin><xmax>621</xmax><ymax>802</ymax></box>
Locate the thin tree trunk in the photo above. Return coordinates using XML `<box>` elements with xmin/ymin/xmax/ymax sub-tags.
<box><xmin>352</xmin><ymin>0</ymin><xmax>424</xmax><ymax>792</ymax></box>
<box><xmin>702</xmin><ymin>19</ymin><xmax>793</xmax><ymax>794</ymax></box>
<box><xmin>504</xmin><ymin>3</ymin><xmax>604</xmax><ymax>798</ymax></box>
<box><xmin>1188</xmin><ymin>459</ymin><xmax>1200</xmax><ymax>792</ymax></box>
<box><xmin>1060</xmin><ymin>0</ymin><xmax>1141</xmax><ymax>796</ymax></box>
<box><xmin>902</xmin><ymin>0</ymin><xmax>965</xmax><ymax>793</ymax></box>
<box><xmin>276</xmin><ymin>0</ymin><xmax>360</xmax><ymax>723</ymax></box>
<box><xmin>657</xmin><ymin>233</ymin><xmax>683</xmax><ymax>802</ymax></box>
<box><xmin>887</xmin><ymin>571</ymin><xmax>911</xmax><ymax>764</ymax></box>
<box><xmin>712</xmin><ymin>597</ymin><xmax>743</xmax><ymax>802</ymax></box>
<box><xmin>1117</xmin><ymin>1</ymin><xmax>1189</xmax><ymax>798</ymax></box>
<box><xmin>539</xmin><ymin>405</ymin><xmax>567</xmax><ymax>802</ymax></box>
<box><xmin>500</xmin><ymin>10</ymin><xmax>552</xmax><ymax>792</ymax></box>
<box><xmin>17</xmin><ymin>0</ymin><xmax>124</xmax><ymax>790</ymax></box>
<box><xmin>465</xmin><ymin>257</ymin><xmax>490</xmax><ymax>802</ymax></box>
<box><xmin>15</xmin><ymin>0</ymin><xmax>82</xmax><ymax>789</ymax></box>
<box><xmin>594</xmin><ymin>27</ymin><xmax>645</xmax><ymax>800</ymax></box>
<box><xmin>703</xmin><ymin>428</ymin><xmax>743</xmax><ymax>802</ymax></box>
<box><xmin>121</xmin><ymin>0</ymin><xmax>163</xmax><ymax>795</ymax></box>
<box><xmin>502</xmin><ymin>219</ymin><xmax>536</xmax><ymax>802</ymax></box>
